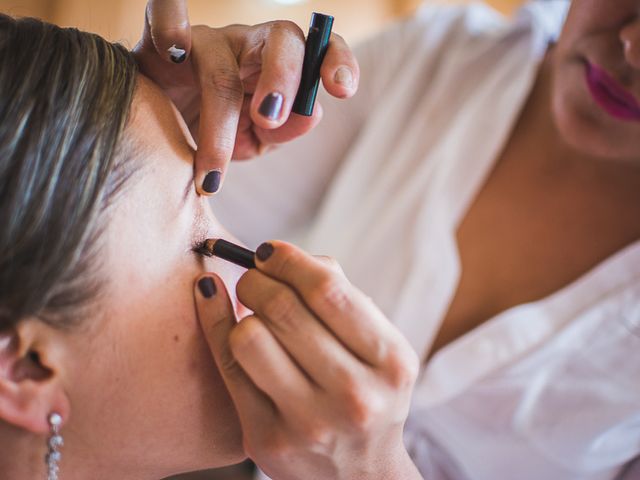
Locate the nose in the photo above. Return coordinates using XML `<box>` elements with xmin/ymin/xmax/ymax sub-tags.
<box><xmin>620</xmin><ymin>16</ymin><xmax>640</xmax><ymax>69</ymax></box>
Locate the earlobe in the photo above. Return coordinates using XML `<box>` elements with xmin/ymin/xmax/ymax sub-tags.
<box><xmin>0</xmin><ymin>323</ymin><xmax>70</xmax><ymax>434</ymax></box>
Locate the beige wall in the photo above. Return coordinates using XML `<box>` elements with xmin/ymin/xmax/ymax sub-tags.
<box><xmin>1</xmin><ymin>0</ymin><xmax>524</xmax><ymax>45</ymax></box>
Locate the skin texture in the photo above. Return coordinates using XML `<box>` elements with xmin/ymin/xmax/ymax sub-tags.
<box><xmin>550</xmin><ymin>0</ymin><xmax>640</xmax><ymax>160</ymax></box>
<box><xmin>430</xmin><ymin>0</ymin><xmax>640</xmax><ymax>358</ymax></box>
<box><xmin>0</xmin><ymin>76</ymin><xmax>248</xmax><ymax>480</ymax></box>
<box><xmin>133</xmin><ymin>0</ymin><xmax>640</xmax><ymax>477</ymax></box>
<box><xmin>60</xmin><ymin>76</ymin><xmax>250</xmax><ymax>478</ymax></box>
<box><xmin>3</xmin><ymin>1</ymin><xmax>639</xmax><ymax>480</ymax></box>
<box><xmin>194</xmin><ymin>243</ymin><xmax>421</xmax><ymax>480</ymax></box>
<box><xmin>135</xmin><ymin>0</ymin><xmax>360</xmax><ymax>195</ymax></box>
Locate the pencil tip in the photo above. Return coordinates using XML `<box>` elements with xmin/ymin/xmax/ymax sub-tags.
<box><xmin>194</xmin><ymin>238</ymin><xmax>217</xmax><ymax>257</ymax></box>
<box><xmin>205</xmin><ymin>238</ymin><xmax>216</xmax><ymax>249</ymax></box>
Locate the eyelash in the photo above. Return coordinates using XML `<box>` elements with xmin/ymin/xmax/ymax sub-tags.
<box><xmin>191</xmin><ymin>238</ymin><xmax>212</xmax><ymax>258</ymax></box>
<box><xmin>191</xmin><ymin>239</ymin><xmax>210</xmax><ymax>257</ymax></box>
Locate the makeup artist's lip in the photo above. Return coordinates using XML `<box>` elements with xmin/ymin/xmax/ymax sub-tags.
<box><xmin>585</xmin><ymin>62</ymin><xmax>640</xmax><ymax>122</ymax></box>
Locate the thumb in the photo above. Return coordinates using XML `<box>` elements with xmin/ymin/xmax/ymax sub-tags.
<box><xmin>145</xmin><ymin>0</ymin><xmax>192</xmax><ymax>64</ymax></box>
<box><xmin>194</xmin><ymin>274</ymin><xmax>270</xmax><ymax>418</ymax></box>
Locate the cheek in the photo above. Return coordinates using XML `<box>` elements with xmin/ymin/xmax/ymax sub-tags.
<box><xmin>64</xmin><ymin>267</ymin><xmax>242</xmax><ymax>467</ymax></box>
<box><xmin>561</xmin><ymin>0</ymin><xmax>638</xmax><ymax>38</ymax></box>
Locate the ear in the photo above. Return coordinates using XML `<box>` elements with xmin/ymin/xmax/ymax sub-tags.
<box><xmin>0</xmin><ymin>319</ymin><xmax>71</xmax><ymax>434</ymax></box>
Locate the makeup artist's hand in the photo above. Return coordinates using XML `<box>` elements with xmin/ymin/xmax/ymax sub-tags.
<box><xmin>194</xmin><ymin>241</ymin><xmax>423</xmax><ymax>480</ymax></box>
<box><xmin>134</xmin><ymin>0</ymin><xmax>359</xmax><ymax>195</ymax></box>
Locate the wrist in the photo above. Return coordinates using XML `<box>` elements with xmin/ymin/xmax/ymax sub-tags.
<box><xmin>375</xmin><ymin>447</ymin><xmax>422</xmax><ymax>480</ymax></box>
<box><xmin>344</xmin><ymin>445</ymin><xmax>422</xmax><ymax>480</ymax></box>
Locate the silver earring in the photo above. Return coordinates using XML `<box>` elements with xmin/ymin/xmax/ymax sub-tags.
<box><xmin>45</xmin><ymin>412</ymin><xmax>63</xmax><ymax>480</ymax></box>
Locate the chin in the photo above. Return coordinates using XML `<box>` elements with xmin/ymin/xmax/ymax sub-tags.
<box><xmin>553</xmin><ymin>101</ymin><xmax>640</xmax><ymax>163</ymax></box>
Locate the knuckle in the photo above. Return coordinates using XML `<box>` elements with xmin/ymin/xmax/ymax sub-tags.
<box><xmin>385</xmin><ymin>342</ymin><xmax>420</xmax><ymax>390</ymax></box>
<box><xmin>315</xmin><ymin>255</ymin><xmax>342</xmax><ymax>273</ymax></box>
<box><xmin>338</xmin><ymin>374</ymin><xmax>378</xmax><ymax>431</ymax></box>
<box><xmin>300</xmin><ymin>420</ymin><xmax>332</xmax><ymax>446</ymax></box>
<box><xmin>261</xmin><ymin>288</ymin><xmax>300</xmax><ymax>332</ymax></box>
<box><xmin>263</xmin><ymin>431</ymin><xmax>294</xmax><ymax>461</ymax></box>
<box><xmin>367</xmin><ymin>335</ymin><xmax>391</xmax><ymax>365</ymax></box>
<box><xmin>310</xmin><ymin>274</ymin><xmax>352</xmax><ymax>313</ymax></box>
<box><xmin>268</xmin><ymin>20</ymin><xmax>304</xmax><ymax>39</ymax></box>
<box><xmin>343</xmin><ymin>389</ymin><xmax>380</xmax><ymax>432</ymax></box>
<box><xmin>201</xmin><ymin>67</ymin><xmax>244</xmax><ymax>103</ymax></box>
<box><xmin>229</xmin><ymin>317</ymin><xmax>264</xmax><ymax>353</ymax></box>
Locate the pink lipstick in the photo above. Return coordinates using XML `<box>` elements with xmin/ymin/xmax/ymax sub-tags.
<box><xmin>585</xmin><ymin>62</ymin><xmax>640</xmax><ymax>122</ymax></box>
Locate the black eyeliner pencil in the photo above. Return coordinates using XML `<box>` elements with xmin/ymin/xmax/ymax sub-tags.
<box><xmin>201</xmin><ymin>239</ymin><xmax>256</xmax><ymax>269</ymax></box>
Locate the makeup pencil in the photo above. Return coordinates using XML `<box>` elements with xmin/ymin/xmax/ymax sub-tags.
<box><xmin>199</xmin><ymin>239</ymin><xmax>256</xmax><ymax>269</ymax></box>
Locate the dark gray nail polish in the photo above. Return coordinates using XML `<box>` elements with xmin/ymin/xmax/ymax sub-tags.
<box><xmin>258</xmin><ymin>93</ymin><xmax>284</xmax><ymax>120</ymax></box>
<box><xmin>256</xmin><ymin>242</ymin><xmax>275</xmax><ymax>262</ymax></box>
<box><xmin>202</xmin><ymin>170</ymin><xmax>221</xmax><ymax>194</ymax></box>
<box><xmin>168</xmin><ymin>45</ymin><xmax>187</xmax><ymax>63</ymax></box>
<box><xmin>198</xmin><ymin>277</ymin><xmax>216</xmax><ymax>298</ymax></box>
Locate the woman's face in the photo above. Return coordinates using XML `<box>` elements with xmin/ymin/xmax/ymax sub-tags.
<box><xmin>551</xmin><ymin>0</ymin><xmax>640</xmax><ymax>161</ymax></box>
<box><xmin>60</xmin><ymin>76</ymin><xmax>247</xmax><ymax>477</ymax></box>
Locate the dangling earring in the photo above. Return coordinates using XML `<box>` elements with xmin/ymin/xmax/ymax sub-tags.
<box><xmin>45</xmin><ymin>412</ymin><xmax>63</xmax><ymax>480</ymax></box>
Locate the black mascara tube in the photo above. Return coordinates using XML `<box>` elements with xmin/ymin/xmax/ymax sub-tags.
<box><xmin>292</xmin><ymin>12</ymin><xmax>334</xmax><ymax>116</ymax></box>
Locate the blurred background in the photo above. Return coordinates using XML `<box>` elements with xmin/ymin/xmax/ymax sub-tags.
<box><xmin>0</xmin><ymin>0</ymin><xmax>523</xmax><ymax>479</ymax></box>
<box><xmin>2</xmin><ymin>0</ymin><xmax>524</xmax><ymax>45</ymax></box>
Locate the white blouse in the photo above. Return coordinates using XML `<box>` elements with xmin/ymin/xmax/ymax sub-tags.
<box><xmin>213</xmin><ymin>2</ymin><xmax>640</xmax><ymax>479</ymax></box>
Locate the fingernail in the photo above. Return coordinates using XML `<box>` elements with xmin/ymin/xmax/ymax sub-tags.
<box><xmin>202</xmin><ymin>170</ymin><xmax>221</xmax><ymax>194</ymax></box>
<box><xmin>168</xmin><ymin>44</ymin><xmax>187</xmax><ymax>63</ymax></box>
<box><xmin>258</xmin><ymin>93</ymin><xmax>284</xmax><ymax>121</ymax></box>
<box><xmin>334</xmin><ymin>67</ymin><xmax>353</xmax><ymax>88</ymax></box>
<box><xmin>198</xmin><ymin>277</ymin><xmax>216</xmax><ymax>298</ymax></box>
<box><xmin>256</xmin><ymin>242</ymin><xmax>275</xmax><ymax>262</ymax></box>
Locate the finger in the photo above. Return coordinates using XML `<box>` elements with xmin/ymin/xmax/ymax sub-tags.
<box><xmin>236</xmin><ymin>270</ymin><xmax>364</xmax><ymax>390</ymax></box>
<box><xmin>229</xmin><ymin>314</ymin><xmax>315</xmax><ymax>417</ymax></box>
<box><xmin>249</xmin><ymin>21</ymin><xmax>306</xmax><ymax>129</ymax></box>
<box><xmin>313</xmin><ymin>254</ymin><xmax>347</xmax><ymax>277</ymax></box>
<box><xmin>191</xmin><ymin>27</ymin><xmax>244</xmax><ymax>195</ymax></box>
<box><xmin>320</xmin><ymin>33</ymin><xmax>360</xmax><ymax>99</ymax></box>
<box><xmin>146</xmin><ymin>0</ymin><xmax>191</xmax><ymax>63</ymax></box>
<box><xmin>235</xmin><ymin>90</ymin><xmax>322</xmax><ymax>160</ymax></box>
<box><xmin>253</xmin><ymin>241</ymin><xmax>401</xmax><ymax>367</ymax></box>
<box><xmin>251</xmin><ymin>102</ymin><xmax>323</xmax><ymax>150</ymax></box>
<box><xmin>194</xmin><ymin>274</ymin><xmax>272</xmax><ymax>421</ymax></box>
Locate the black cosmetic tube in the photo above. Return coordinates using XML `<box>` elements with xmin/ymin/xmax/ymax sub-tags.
<box><xmin>292</xmin><ymin>13</ymin><xmax>334</xmax><ymax>116</ymax></box>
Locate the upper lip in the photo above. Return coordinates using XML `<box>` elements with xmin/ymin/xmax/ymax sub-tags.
<box><xmin>586</xmin><ymin>62</ymin><xmax>640</xmax><ymax>114</ymax></box>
